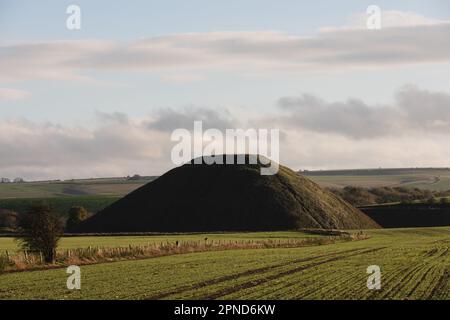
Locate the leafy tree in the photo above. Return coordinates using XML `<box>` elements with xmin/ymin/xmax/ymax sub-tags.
<box><xmin>66</xmin><ymin>206</ymin><xmax>89</xmax><ymax>231</ymax></box>
<box><xmin>16</xmin><ymin>204</ymin><xmax>63</xmax><ymax>263</ymax></box>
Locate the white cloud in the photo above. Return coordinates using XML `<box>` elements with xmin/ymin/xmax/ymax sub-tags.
<box><xmin>0</xmin><ymin>40</ymin><xmax>115</xmax><ymax>82</ymax></box>
<box><xmin>322</xmin><ymin>10</ymin><xmax>449</xmax><ymax>31</ymax></box>
<box><xmin>1</xmin><ymin>13</ymin><xmax>450</xmax><ymax>82</ymax></box>
<box><xmin>0</xmin><ymin>116</ymin><xmax>174</xmax><ymax>180</ymax></box>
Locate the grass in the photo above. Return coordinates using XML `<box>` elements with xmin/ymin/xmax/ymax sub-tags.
<box><xmin>0</xmin><ymin>177</ymin><xmax>154</xmax><ymax>199</ymax></box>
<box><xmin>0</xmin><ymin>227</ymin><xmax>449</xmax><ymax>299</ymax></box>
<box><xmin>0</xmin><ymin>231</ymin><xmax>321</xmax><ymax>253</ymax></box>
<box><xmin>1</xmin><ymin>233</ymin><xmax>359</xmax><ymax>273</ymax></box>
<box><xmin>304</xmin><ymin>168</ymin><xmax>450</xmax><ymax>191</ymax></box>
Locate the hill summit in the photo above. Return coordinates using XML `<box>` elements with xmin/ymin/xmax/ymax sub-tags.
<box><xmin>77</xmin><ymin>155</ymin><xmax>379</xmax><ymax>232</ymax></box>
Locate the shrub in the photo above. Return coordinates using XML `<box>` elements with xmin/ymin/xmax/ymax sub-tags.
<box><xmin>16</xmin><ymin>204</ymin><xmax>64</xmax><ymax>263</ymax></box>
<box><xmin>66</xmin><ymin>206</ymin><xmax>90</xmax><ymax>232</ymax></box>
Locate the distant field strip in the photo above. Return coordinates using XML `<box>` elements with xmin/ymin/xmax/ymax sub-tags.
<box><xmin>0</xmin><ymin>228</ymin><xmax>449</xmax><ymax>299</ymax></box>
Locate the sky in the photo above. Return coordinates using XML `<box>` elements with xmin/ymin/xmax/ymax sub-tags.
<box><xmin>1</xmin><ymin>0</ymin><xmax>450</xmax><ymax>180</ymax></box>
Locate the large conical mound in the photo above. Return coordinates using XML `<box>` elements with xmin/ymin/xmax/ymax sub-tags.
<box><xmin>77</xmin><ymin>155</ymin><xmax>379</xmax><ymax>232</ymax></box>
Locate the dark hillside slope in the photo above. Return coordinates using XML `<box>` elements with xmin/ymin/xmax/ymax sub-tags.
<box><xmin>361</xmin><ymin>203</ymin><xmax>450</xmax><ymax>228</ymax></box>
<box><xmin>77</xmin><ymin>156</ymin><xmax>379</xmax><ymax>232</ymax></box>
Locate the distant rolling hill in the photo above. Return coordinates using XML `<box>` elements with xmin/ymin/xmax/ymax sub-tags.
<box><xmin>2</xmin><ymin>168</ymin><xmax>450</xmax><ymax>202</ymax></box>
<box><xmin>76</xmin><ymin>155</ymin><xmax>379</xmax><ymax>233</ymax></box>
<box><xmin>302</xmin><ymin>168</ymin><xmax>450</xmax><ymax>191</ymax></box>
<box><xmin>0</xmin><ymin>176</ymin><xmax>157</xmax><ymax>199</ymax></box>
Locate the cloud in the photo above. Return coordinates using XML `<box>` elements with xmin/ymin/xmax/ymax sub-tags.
<box><xmin>0</xmin><ymin>40</ymin><xmax>114</xmax><ymax>82</ymax></box>
<box><xmin>2</xmin><ymin>85</ymin><xmax>450</xmax><ymax>179</ymax></box>
<box><xmin>0</xmin><ymin>107</ymin><xmax>236</xmax><ymax>180</ymax></box>
<box><xmin>276</xmin><ymin>85</ymin><xmax>450</xmax><ymax>139</ymax></box>
<box><xmin>277</xmin><ymin>94</ymin><xmax>398</xmax><ymax>139</ymax></box>
<box><xmin>0</xmin><ymin>88</ymin><xmax>30</xmax><ymax>100</ymax></box>
<box><xmin>147</xmin><ymin>107</ymin><xmax>237</xmax><ymax>132</ymax></box>
<box><xmin>321</xmin><ymin>10</ymin><xmax>450</xmax><ymax>31</ymax></box>
<box><xmin>396</xmin><ymin>85</ymin><xmax>450</xmax><ymax>132</ymax></box>
<box><xmin>1</xmin><ymin>13</ymin><xmax>450</xmax><ymax>82</ymax></box>
<box><xmin>278</xmin><ymin>130</ymin><xmax>450</xmax><ymax>171</ymax></box>
<box><xmin>0</xmin><ymin>116</ymin><xmax>173</xmax><ymax>180</ymax></box>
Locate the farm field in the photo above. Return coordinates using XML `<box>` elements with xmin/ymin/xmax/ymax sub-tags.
<box><xmin>0</xmin><ymin>227</ymin><xmax>449</xmax><ymax>299</ymax></box>
<box><xmin>0</xmin><ymin>195</ymin><xmax>119</xmax><ymax>217</ymax></box>
<box><xmin>0</xmin><ymin>177</ymin><xmax>155</xmax><ymax>199</ymax></box>
<box><xmin>303</xmin><ymin>168</ymin><xmax>450</xmax><ymax>191</ymax></box>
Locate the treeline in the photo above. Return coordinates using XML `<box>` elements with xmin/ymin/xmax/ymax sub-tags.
<box><xmin>328</xmin><ymin>186</ymin><xmax>450</xmax><ymax>207</ymax></box>
<box><xmin>0</xmin><ymin>206</ymin><xmax>90</xmax><ymax>233</ymax></box>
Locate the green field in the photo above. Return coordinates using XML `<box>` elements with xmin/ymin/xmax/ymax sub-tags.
<box><xmin>0</xmin><ymin>177</ymin><xmax>154</xmax><ymax>199</ymax></box>
<box><xmin>1</xmin><ymin>228</ymin><xmax>449</xmax><ymax>299</ymax></box>
<box><xmin>0</xmin><ymin>231</ymin><xmax>320</xmax><ymax>252</ymax></box>
<box><xmin>0</xmin><ymin>195</ymin><xmax>119</xmax><ymax>217</ymax></box>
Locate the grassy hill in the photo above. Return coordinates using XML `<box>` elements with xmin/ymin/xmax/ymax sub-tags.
<box><xmin>77</xmin><ymin>155</ymin><xmax>378</xmax><ymax>232</ymax></box>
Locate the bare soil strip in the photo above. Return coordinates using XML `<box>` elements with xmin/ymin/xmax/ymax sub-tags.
<box><xmin>428</xmin><ymin>267</ymin><xmax>450</xmax><ymax>299</ymax></box>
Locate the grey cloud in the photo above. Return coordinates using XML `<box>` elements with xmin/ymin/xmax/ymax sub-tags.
<box><xmin>277</xmin><ymin>86</ymin><xmax>450</xmax><ymax>139</ymax></box>
<box><xmin>95</xmin><ymin>111</ymin><xmax>130</xmax><ymax>125</ymax></box>
<box><xmin>396</xmin><ymin>85</ymin><xmax>450</xmax><ymax>131</ymax></box>
<box><xmin>147</xmin><ymin>107</ymin><xmax>237</xmax><ymax>132</ymax></box>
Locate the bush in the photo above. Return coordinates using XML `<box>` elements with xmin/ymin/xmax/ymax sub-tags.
<box><xmin>66</xmin><ymin>206</ymin><xmax>90</xmax><ymax>232</ymax></box>
<box><xmin>16</xmin><ymin>204</ymin><xmax>64</xmax><ymax>263</ymax></box>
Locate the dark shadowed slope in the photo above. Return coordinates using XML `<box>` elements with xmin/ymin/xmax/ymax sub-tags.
<box><xmin>77</xmin><ymin>156</ymin><xmax>379</xmax><ymax>232</ymax></box>
<box><xmin>361</xmin><ymin>203</ymin><xmax>450</xmax><ymax>228</ymax></box>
